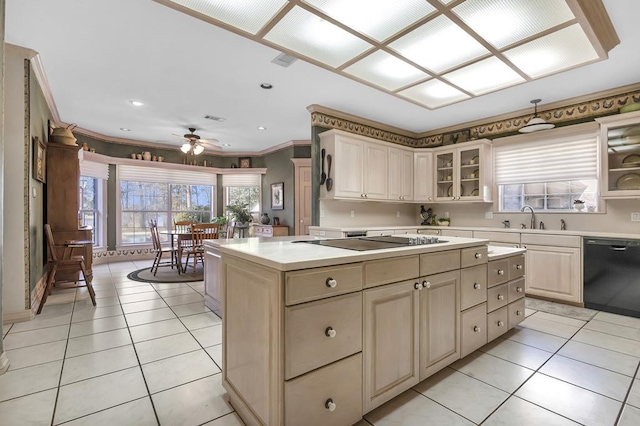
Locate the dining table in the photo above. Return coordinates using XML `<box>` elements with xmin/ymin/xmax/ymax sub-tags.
<box><xmin>159</xmin><ymin>230</ymin><xmax>194</xmax><ymax>273</ymax></box>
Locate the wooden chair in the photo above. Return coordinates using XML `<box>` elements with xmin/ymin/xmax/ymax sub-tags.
<box><xmin>183</xmin><ymin>223</ymin><xmax>219</xmax><ymax>275</ymax></box>
<box><xmin>173</xmin><ymin>220</ymin><xmax>193</xmax><ymax>269</ymax></box>
<box><xmin>39</xmin><ymin>224</ymin><xmax>96</xmax><ymax>314</ymax></box>
<box><xmin>149</xmin><ymin>220</ymin><xmax>180</xmax><ymax>275</ymax></box>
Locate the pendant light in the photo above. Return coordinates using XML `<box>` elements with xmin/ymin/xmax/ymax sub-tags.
<box><xmin>519</xmin><ymin>99</ymin><xmax>555</xmax><ymax>133</ymax></box>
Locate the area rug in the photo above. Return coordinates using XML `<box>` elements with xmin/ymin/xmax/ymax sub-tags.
<box><xmin>127</xmin><ymin>264</ymin><xmax>204</xmax><ymax>283</ymax></box>
<box><xmin>525</xmin><ymin>297</ymin><xmax>598</xmax><ymax>321</ymax></box>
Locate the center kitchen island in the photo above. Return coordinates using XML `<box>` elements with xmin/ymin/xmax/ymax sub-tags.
<box><xmin>207</xmin><ymin>235</ymin><xmax>526</xmax><ymax>426</ymax></box>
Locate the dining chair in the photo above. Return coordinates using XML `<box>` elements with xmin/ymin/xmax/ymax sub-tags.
<box><xmin>149</xmin><ymin>220</ymin><xmax>180</xmax><ymax>275</ymax></box>
<box><xmin>39</xmin><ymin>224</ymin><xmax>96</xmax><ymax>314</ymax></box>
<box><xmin>173</xmin><ymin>220</ymin><xmax>193</xmax><ymax>270</ymax></box>
<box><xmin>183</xmin><ymin>223</ymin><xmax>219</xmax><ymax>275</ymax></box>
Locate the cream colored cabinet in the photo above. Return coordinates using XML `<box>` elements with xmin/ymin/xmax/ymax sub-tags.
<box><xmin>363</xmin><ymin>279</ymin><xmax>420</xmax><ymax>412</ymax></box>
<box><xmin>364</xmin><ymin>142</ymin><xmax>389</xmax><ymax>199</ymax></box>
<box><xmin>331</xmin><ymin>133</ymin><xmax>364</xmax><ymax>198</ymax></box>
<box><xmin>204</xmin><ymin>244</ymin><xmax>222</xmax><ymax>316</ymax></box>
<box><xmin>389</xmin><ymin>147</ymin><xmax>414</xmax><ymax>201</ymax></box>
<box><xmin>433</xmin><ymin>140</ymin><xmax>492</xmax><ymax>203</ymax></box>
<box><xmin>419</xmin><ymin>270</ymin><xmax>460</xmax><ymax>380</ymax></box>
<box><xmin>414</xmin><ymin>152</ymin><xmax>433</xmax><ymax>202</ymax></box>
<box><xmin>597</xmin><ymin>110</ymin><xmax>640</xmax><ymax>198</ymax></box>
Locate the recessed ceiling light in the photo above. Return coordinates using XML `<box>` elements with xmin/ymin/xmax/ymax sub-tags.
<box><xmin>257</xmin><ymin>126</ymin><xmax>267</xmax><ymax>130</ymax></box>
<box><xmin>129</xmin><ymin>100</ymin><xmax>144</xmax><ymax>107</ymax></box>
<box><xmin>120</xmin><ymin>128</ymin><xmax>131</xmax><ymax>131</ymax></box>
<box><xmin>260</xmin><ymin>83</ymin><xmax>273</xmax><ymax>89</ymax></box>
<box><xmin>222</xmin><ymin>143</ymin><xmax>231</xmax><ymax>147</ymax></box>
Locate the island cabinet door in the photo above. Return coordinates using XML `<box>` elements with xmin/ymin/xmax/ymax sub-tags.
<box><xmin>419</xmin><ymin>270</ymin><xmax>461</xmax><ymax>381</ymax></box>
<box><xmin>363</xmin><ymin>279</ymin><xmax>420</xmax><ymax>413</ymax></box>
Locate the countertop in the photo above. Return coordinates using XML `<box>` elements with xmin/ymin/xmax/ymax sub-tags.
<box><xmin>207</xmin><ymin>235</ymin><xmax>490</xmax><ymax>271</ymax></box>
<box><xmin>487</xmin><ymin>246</ymin><xmax>526</xmax><ymax>260</ymax></box>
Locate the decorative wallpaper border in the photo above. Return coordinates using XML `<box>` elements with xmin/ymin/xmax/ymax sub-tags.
<box><xmin>23</xmin><ymin>59</ymin><xmax>30</xmax><ymax>309</ymax></box>
<box><xmin>93</xmin><ymin>248</ymin><xmax>155</xmax><ymax>262</ymax></box>
<box><xmin>311</xmin><ymin>87</ymin><xmax>640</xmax><ymax>148</ymax></box>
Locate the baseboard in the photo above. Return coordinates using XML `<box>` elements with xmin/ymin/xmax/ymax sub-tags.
<box><xmin>3</xmin><ymin>309</ymin><xmax>35</xmax><ymax>325</ymax></box>
<box><xmin>0</xmin><ymin>352</ymin><xmax>9</xmax><ymax>375</ymax></box>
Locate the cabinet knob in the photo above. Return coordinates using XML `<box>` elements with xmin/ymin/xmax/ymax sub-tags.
<box><xmin>497</xmin><ymin>294</ymin><xmax>504</xmax><ymax>300</ymax></box>
<box><xmin>516</xmin><ymin>310</ymin><xmax>522</xmax><ymax>316</ymax></box>
<box><xmin>428</xmin><ymin>197</ymin><xmax>432</xmax><ymax>201</ymax></box>
<box><xmin>414</xmin><ymin>282</ymin><xmax>423</xmax><ymax>290</ymax></box>
<box><xmin>497</xmin><ymin>321</ymin><xmax>504</xmax><ymax>327</ymax></box>
<box><xmin>326</xmin><ymin>278</ymin><xmax>337</xmax><ymax>288</ymax></box>
<box><xmin>475</xmin><ymin>253</ymin><xmax>483</xmax><ymax>259</ymax></box>
<box><xmin>361</xmin><ymin>194</ymin><xmax>365</xmax><ymax>198</ymax></box>
<box><xmin>325</xmin><ymin>398</ymin><xmax>336</xmax><ymax>412</ymax></box>
<box><xmin>516</xmin><ymin>264</ymin><xmax>523</xmax><ymax>270</ymax></box>
<box><xmin>473</xmin><ymin>326</ymin><xmax>481</xmax><ymax>333</ymax></box>
<box><xmin>365</xmin><ymin>194</ymin><xmax>368</xmax><ymax>198</ymax></box>
<box><xmin>451</xmin><ymin>197</ymin><xmax>456</xmax><ymax>201</ymax></box>
<box><xmin>473</xmin><ymin>283</ymin><xmax>480</xmax><ymax>290</ymax></box>
<box><xmin>516</xmin><ymin>287</ymin><xmax>523</xmax><ymax>293</ymax></box>
<box><xmin>497</xmin><ymin>269</ymin><xmax>505</xmax><ymax>275</ymax></box>
<box><xmin>422</xmin><ymin>280</ymin><xmax>431</xmax><ymax>289</ymax></box>
<box><xmin>325</xmin><ymin>327</ymin><xmax>337</xmax><ymax>338</ymax></box>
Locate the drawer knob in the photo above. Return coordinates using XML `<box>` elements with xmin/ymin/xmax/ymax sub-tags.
<box><xmin>516</xmin><ymin>287</ymin><xmax>523</xmax><ymax>293</ymax></box>
<box><xmin>516</xmin><ymin>310</ymin><xmax>522</xmax><ymax>316</ymax></box>
<box><xmin>497</xmin><ymin>269</ymin><xmax>505</xmax><ymax>275</ymax></box>
<box><xmin>325</xmin><ymin>327</ymin><xmax>337</xmax><ymax>338</ymax></box>
<box><xmin>414</xmin><ymin>282</ymin><xmax>423</xmax><ymax>290</ymax></box>
<box><xmin>497</xmin><ymin>294</ymin><xmax>504</xmax><ymax>300</ymax></box>
<box><xmin>516</xmin><ymin>264</ymin><xmax>523</xmax><ymax>270</ymax></box>
<box><xmin>497</xmin><ymin>321</ymin><xmax>504</xmax><ymax>327</ymax></box>
<box><xmin>475</xmin><ymin>253</ymin><xmax>482</xmax><ymax>259</ymax></box>
<box><xmin>473</xmin><ymin>283</ymin><xmax>480</xmax><ymax>290</ymax></box>
<box><xmin>422</xmin><ymin>280</ymin><xmax>431</xmax><ymax>289</ymax></box>
<box><xmin>473</xmin><ymin>326</ymin><xmax>481</xmax><ymax>333</ymax></box>
<box><xmin>326</xmin><ymin>278</ymin><xmax>337</xmax><ymax>288</ymax></box>
<box><xmin>325</xmin><ymin>398</ymin><xmax>336</xmax><ymax>412</ymax></box>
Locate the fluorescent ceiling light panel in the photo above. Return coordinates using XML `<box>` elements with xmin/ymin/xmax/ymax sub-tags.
<box><xmin>264</xmin><ymin>6</ymin><xmax>373</xmax><ymax>68</ymax></box>
<box><xmin>453</xmin><ymin>0</ymin><xmax>575</xmax><ymax>49</ymax></box>
<box><xmin>389</xmin><ymin>15</ymin><xmax>490</xmax><ymax>73</ymax></box>
<box><xmin>301</xmin><ymin>0</ymin><xmax>435</xmax><ymax>42</ymax></box>
<box><xmin>443</xmin><ymin>57</ymin><xmax>525</xmax><ymax>95</ymax></box>
<box><xmin>503</xmin><ymin>23</ymin><xmax>599</xmax><ymax>78</ymax></box>
<box><xmin>398</xmin><ymin>79</ymin><xmax>469</xmax><ymax>108</ymax></box>
<box><xmin>167</xmin><ymin>0</ymin><xmax>287</xmax><ymax>35</ymax></box>
<box><xmin>343</xmin><ymin>50</ymin><xmax>429</xmax><ymax>91</ymax></box>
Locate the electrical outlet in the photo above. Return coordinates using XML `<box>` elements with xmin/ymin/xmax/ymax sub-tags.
<box><xmin>485</xmin><ymin>211</ymin><xmax>494</xmax><ymax>219</ymax></box>
<box><xmin>320</xmin><ymin>209</ymin><xmax>325</xmax><ymax>218</ymax></box>
<box><xmin>632</xmin><ymin>212</ymin><xmax>640</xmax><ymax>222</ymax></box>
<box><xmin>444</xmin><ymin>212</ymin><xmax>450</xmax><ymax>219</ymax></box>
<box><xmin>319</xmin><ymin>231</ymin><xmax>326</xmax><ymax>236</ymax></box>
<box><xmin>32</xmin><ymin>187</ymin><xmax>37</xmax><ymax>198</ymax></box>
<box><xmin>350</xmin><ymin>210</ymin><xmax>355</xmax><ymax>218</ymax></box>
<box><xmin>396</xmin><ymin>211</ymin><xmax>401</xmax><ymax>218</ymax></box>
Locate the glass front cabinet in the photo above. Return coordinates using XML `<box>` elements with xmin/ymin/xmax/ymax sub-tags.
<box><xmin>433</xmin><ymin>140</ymin><xmax>493</xmax><ymax>203</ymax></box>
<box><xmin>597</xmin><ymin>111</ymin><xmax>640</xmax><ymax>198</ymax></box>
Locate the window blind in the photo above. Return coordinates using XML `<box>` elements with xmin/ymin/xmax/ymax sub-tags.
<box><xmin>80</xmin><ymin>160</ymin><xmax>109</xmax><ymax>180</ymax></box>
<box><xmin>494</xmin><ymin>134</ymin><xmax>597</xmax><ymax>185</ymax></box>
<box><xmin>222</xmin><ymin>173</ymin><xmax>261</xmax><ymax>187</ymax></box>
<box><xmin>118</xmin><ymin>164</ymin><xmax>216</xmax><ymax>185</ymax></box>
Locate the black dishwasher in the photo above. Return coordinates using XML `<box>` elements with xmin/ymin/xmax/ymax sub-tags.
<box><xmin>584</xmin><ymin>238</ymin><xmax>640</xmax><ymax>317</ymax></box>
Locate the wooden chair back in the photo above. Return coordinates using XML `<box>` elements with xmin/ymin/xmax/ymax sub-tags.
<box><xmin>174</xmin><ymin>220</ymin><xmax>193</xmax><ymax>233</ymax></box>
<box><xmin>149</xmin><ymin>220</ymin><xmax>161</xmax><ymax>251</ymax></box>
<box><xmin>44</xmin><ymin>223</ymin><xmax>58</xmax><ymax>262</ymax></box>
<box><xmin>190</xmin><ymin>223</ymin><xmax>219</xmax><ymax>247</ymax></box>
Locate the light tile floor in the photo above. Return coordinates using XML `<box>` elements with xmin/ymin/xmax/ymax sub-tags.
<box><xmin>2</xmin><ymin>261</ymin><xmax>640</xmax><ymax>425</ymax></box>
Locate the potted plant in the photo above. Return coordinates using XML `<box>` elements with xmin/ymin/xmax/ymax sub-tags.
<box><xmin>211</xmin><ymin>216</ymin><xmax>228</xmax><ymax>226</ymax></box>
<box><xmin>226</xmin><ymin>203</ymin><xmax>253</xmax><ymax>225</ymax></box>
<box><xmin>573</xmin><ymin>199</ymin><xmax>586</xmax><ymax>211</ymax></box>
<box><xmin>437</xmin><ymin>217</ymin><xmax>451</xmax><ymax>226</ymax></box>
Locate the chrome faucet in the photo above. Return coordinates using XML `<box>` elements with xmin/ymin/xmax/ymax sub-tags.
<box><xmin>539</xmin><ymin>221</ymin><xmax>545</xmax><ymax>230</ymax></box>
<box><xmin>502</xmin><ymin>220</ymin><xmax>510</xmax><ymax>229</ymax></box>
<box><xmin>560</xmin><ymin>219</ymin><xmax>566</xmax><ymax>231</ymax></box>
<box><xmin>521</xmin><ymin>205</ymin><xmax>536</xmax><ymax>229</ymax></box>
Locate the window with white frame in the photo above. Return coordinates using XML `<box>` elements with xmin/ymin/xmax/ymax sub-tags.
<box><xmin>494</xmin><ymin>130</ymin><xmax>599</xmax><ymax>212</ymax></box>
<box><xmin>118</xmin><ymin>165</ymin><xmax>216</xmax><ymax>245</ymax></box>
<box><xmin>222</xmin><ymin>174</ymin><xmax>261</xmax><ymax>222</ymax></box>
<box><xmin>79</xmin><ymin>160</ymin><xmax>108</xmax><ymax>247</ymax></box>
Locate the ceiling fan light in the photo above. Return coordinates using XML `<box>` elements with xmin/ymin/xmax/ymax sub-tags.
<box><xmin>181</xmin><ymin>143</ymin><xmax>191</xmax><ymax>153</ymax></box>
<box><xmin>193</xmin><ymin>144</ymin><xmax>205</xmax><ymax>155</ymax></box>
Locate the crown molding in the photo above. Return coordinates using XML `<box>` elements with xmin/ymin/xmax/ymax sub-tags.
<box><xmin>5</xmin><ymin>43</ymin><xmax>38</xmax><ymax>59</ymax></box>
<box><xmin>291</xmin><ymin>158</ymin><xmax>311</xmax><ymax>167</ymax></box>
<box><xmin>30</xmin><ymin>54</ymin><xmax>61</xmax><ymax>123</ymax></box>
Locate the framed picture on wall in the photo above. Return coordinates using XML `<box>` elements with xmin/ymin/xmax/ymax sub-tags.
<box><xmin>271</xmin><ymin>182</ymin><xmax>284</xmax><ymax>210</ymax></box>
<box><xmin>34</xmin><ymin>136</ymin><xmax>46</xmax><ymax>183</ymax></box>
<box><xmin>239</xmin><ymin>157</ymin><xmax>252</xmax><ymax>168</ymax></box>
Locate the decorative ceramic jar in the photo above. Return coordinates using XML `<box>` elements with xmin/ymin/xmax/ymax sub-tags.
<box><xmin>260</xmin><ymin>213</ymin><xmax>271</xmax><ymax>225</ymax></box>
<box><xmin>142</xmin><ymin>151</ymin><xmax>152</xmax><ymax>161</ymax></box>
<box><xmin>50</xmin><ymin>124</ymin><xmax>77</xmax><ymax>146</ymax></box>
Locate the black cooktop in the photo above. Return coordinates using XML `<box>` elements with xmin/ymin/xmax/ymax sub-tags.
<box><xmin>294</xmin><ymin>236</ymin><xmax>446</xmax><ymax>251</ymax></box>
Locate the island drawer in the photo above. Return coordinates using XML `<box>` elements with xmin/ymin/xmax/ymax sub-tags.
<box><xmin>508</xmin><ymin>298</ymin><xmax>526</xmax><ymax>328</ymax></box>
<box><xmin>461</xmin><ymin>303</ymin><xmax>487</xmax><ymax>358</ymax></box>
<box><xmin>488</xmin><ymin>259</ymin><xmax>509</xmax><ymax>287</ymax></box>
<box><xmin>461</xmin><ymin>246</ymin><xmax>488</xmax><ymax>268</ymax></box>
<box><xmin>487</xmin><ymin>307</ymin><xmax>508</xmax><ymax>341</ymax></box>
<box><xmin>460</xmin><ymin>264</ymin><xmax>487</xmax><ymax>311</ymax></box>
<box><xmin>285</xmin><ymin>264</ymin><xmax>362</xmax><ymax>305</ymax></box>
<box><xmin>509</xmin><ymin>255</ymin><xmax>525</xmax><ymax>280</ymax></box>
<box><xmin>487</xmin><ymin>283</ymin><xmax>508</xmax><ymax>312</ymax></box>
<box><xmin>508</xmin><ymin>278</ymin><xmax>525</xmax><ymax>303</ymax></box>
<box><xmin>364</xmin><ymin>256</ymin><xmax>419</xmax><ymax>288</ymax></box>
<box><xmin>420</xmin><ymin>250</ymin><xmax>460</xmax><ymax>276</ymax></box>
<box><xmin>285</xmin><ymin>353</ymin><xmax>362</xmax><ymax>426</ymax></box>
<box><xmin>285</xmin><ymin>292</ymin><xmax>362</xmax><ymax>379</ymax></box>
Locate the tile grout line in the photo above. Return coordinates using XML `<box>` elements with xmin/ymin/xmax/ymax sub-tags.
<box><xmin>614</xmin><ymin>360</ymin><xmax>640</xmax><ymax>425</ymax></box>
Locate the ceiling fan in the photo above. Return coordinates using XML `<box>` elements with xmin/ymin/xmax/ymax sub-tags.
<box><xmin>175</xmin><ymin>127</ymin><xmax>221</xmax><ymax>155</ymax></box>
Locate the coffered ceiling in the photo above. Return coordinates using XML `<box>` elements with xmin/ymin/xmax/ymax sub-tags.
<box><xmin>5</xmin><ymin>0</ymin><xmax>640</xmax><ymax>153</ymax></box>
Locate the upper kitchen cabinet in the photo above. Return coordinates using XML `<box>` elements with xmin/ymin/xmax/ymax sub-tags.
<box><xmin>320</xmin><ymin>130</ymin><xmax>388</xmax><ymax>200</ymax></box>
<box><xmin>414</xmin><ymin>152</ymin><xmax>433</xmax><ymax>202</ymax></box>
<box><xmin>389</xmin><ymin>147</ymin><xmax>414</xmax><ymax>201</ymax></box>
<box><xmin>597</xmin><ymin>111</ymin><xmax>640</xmax><ymax>199</ymax></box>
<box><xmin>433</xmin><ymin>140</ymin><xmax>492</xmax><ymax>203</ymax></box>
